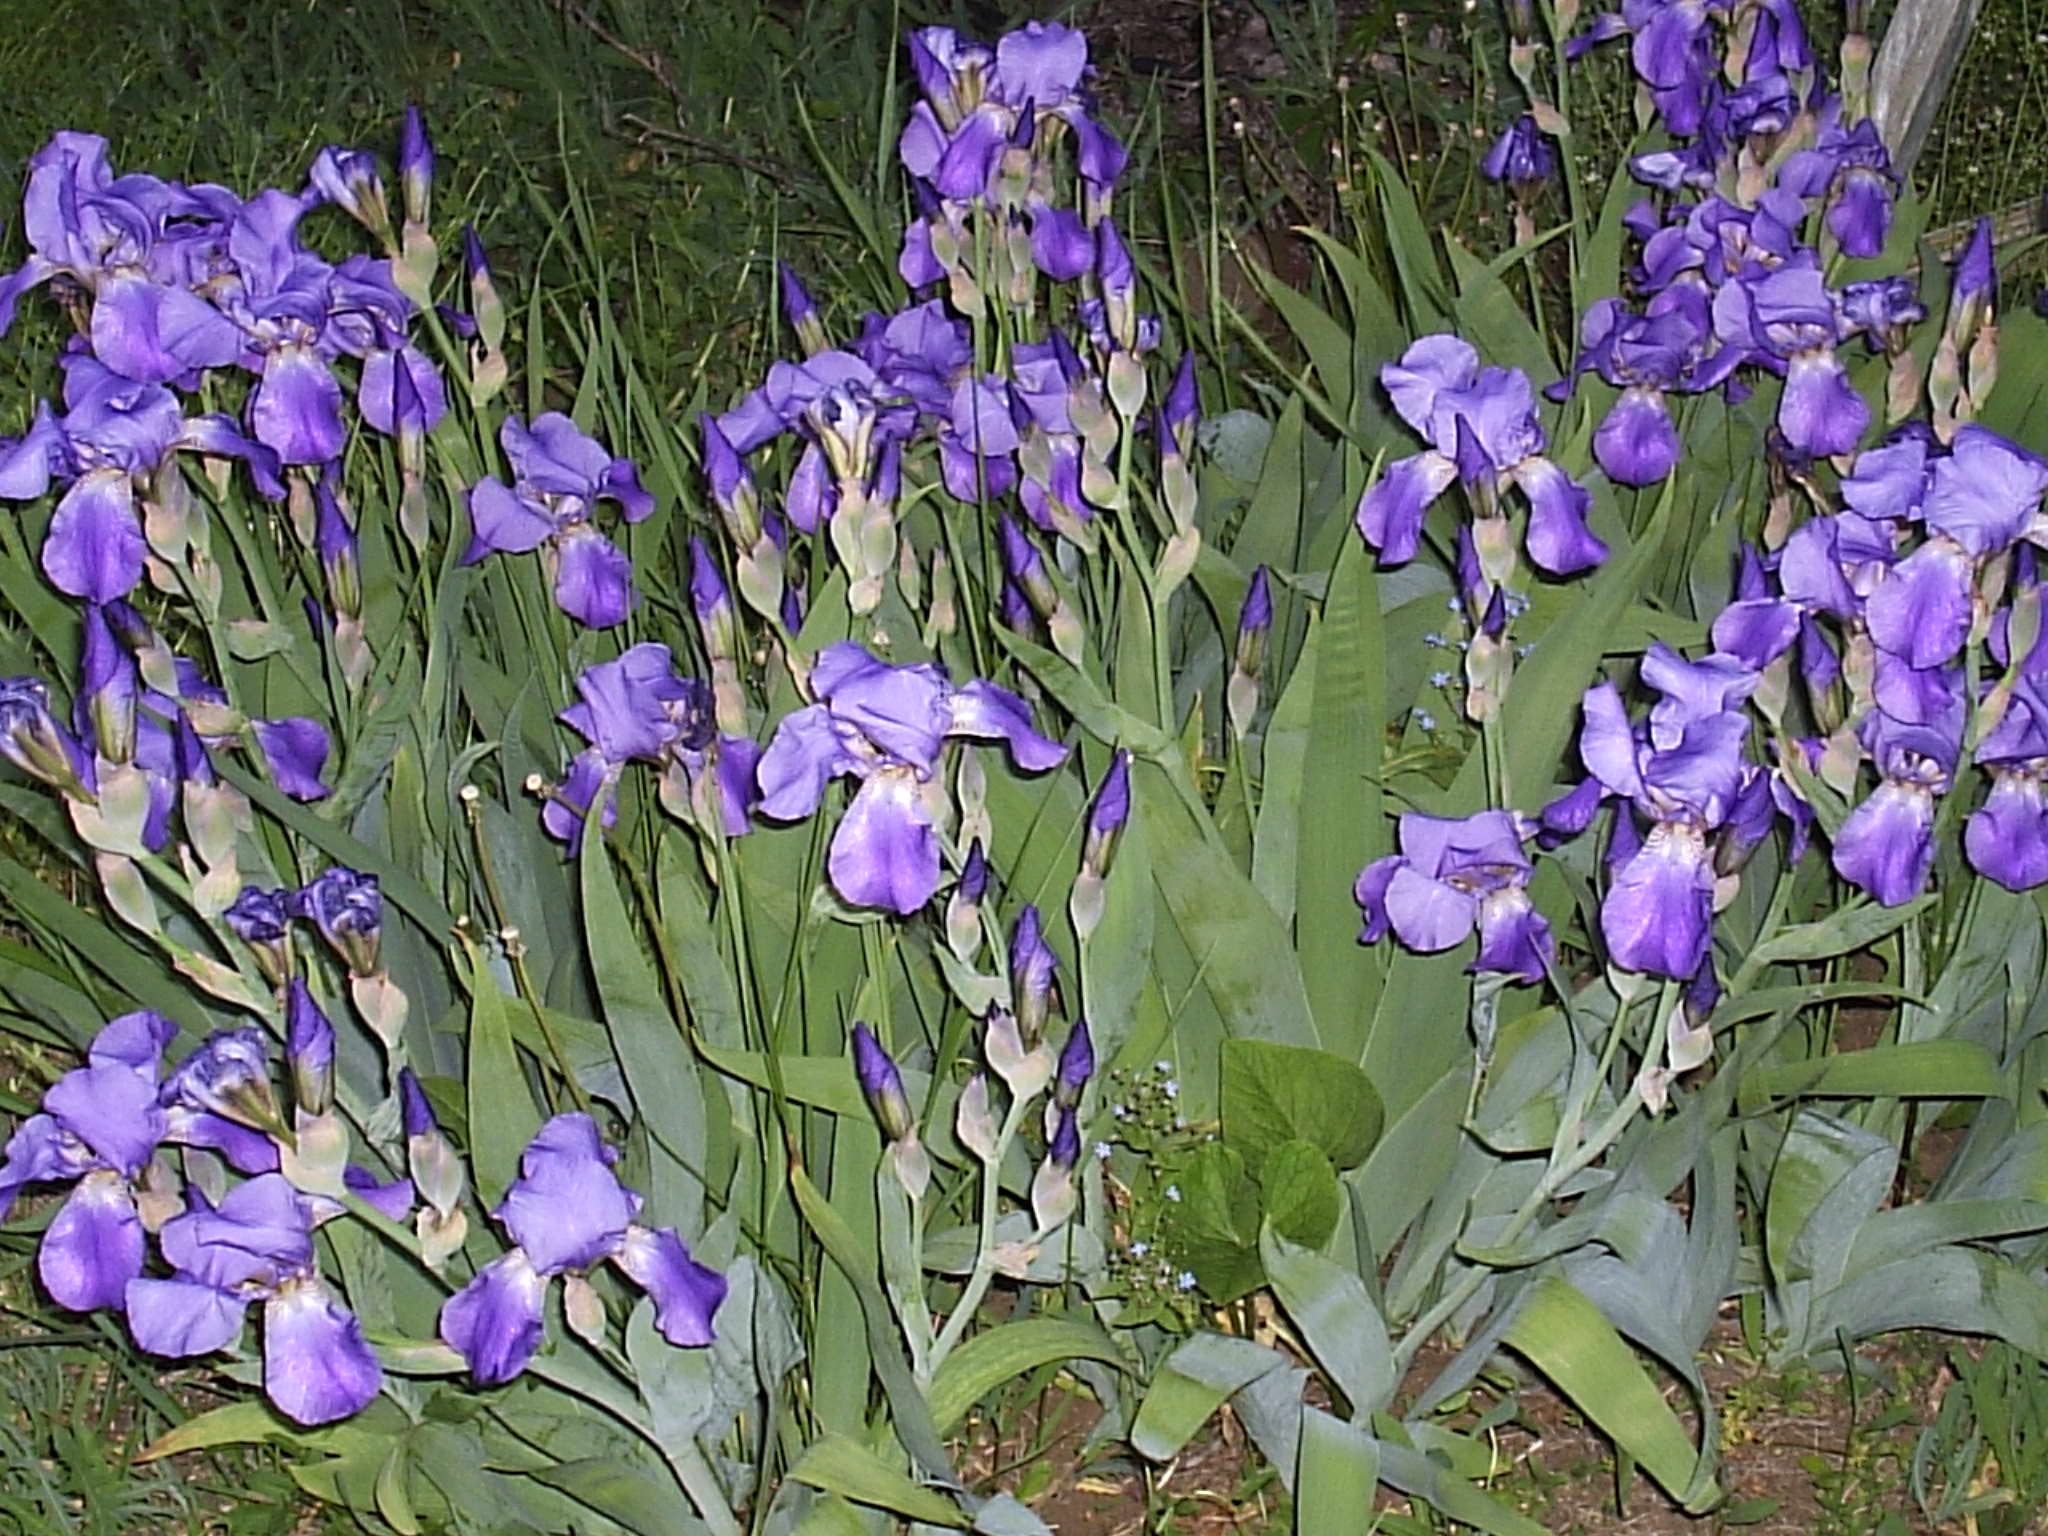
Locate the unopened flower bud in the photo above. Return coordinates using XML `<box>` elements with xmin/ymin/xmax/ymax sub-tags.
<box><xmin>286</xmin><ymin>979</ymin><xmax>336</xmax><ymax>1116</ymax></box>
<box><xmin>780</xmin><ymin>261</ymin><xmax>828</xmax><ymax>357</ymax></box>
<box><xmin>292</xmin><ymin>867</ymin><xmax>382</xmax><ymax>976</ymax></box>
<box><xmin>1081</xmin><ymin>751</ymin><xmax>1131</xmax><ymax>881</ymax></box>
<box><xmin>851</xmin><ymin>1022</ymin><xmax>916</xmax><ymax>1143</ymax></box>
<box><xmin>0</xmin><ymin>677</ymin><xmax>93</xmax><ymax>800</ymax></box>
<box><xmin>1009</xmin><ymin>905</ymin><xmax>1058</xmax><ymax>1048</ymax></box>
<box><xmin>947</xmin><ymin>840</ymin><xmax>988</xmax><ymax>961</ymax></box>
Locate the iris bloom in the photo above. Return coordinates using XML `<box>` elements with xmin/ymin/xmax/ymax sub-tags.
<box><xmin>1357</xmin><ymin>335</ymin><xmax>1606</xmax><ymax>576</ymax></box>
<box><xmin>1832</xmin><ymin>712</ymin><xmax>1957</xmax><ymax>905</ymax></box>
<box><xmin>462</xmin><ymin>414</ymin><xmax>655</xmax><ymax>628</ymax></box>
<box><xmin>1713</xmin><ymin>265</ymin><xmax>1867</xmax><ymax>459</ymax></box>
<box><xmin>1966</xmin><ymin>675</ymin><xmax>2048</xmax><ymax>891</ymax></box>
<box><xmin>440</xmin><ymin>1114</ymin><xmax>725</xmax><ymax>1384</ymax></box>
<box><xmin>0</xmin><ymin>351</ymin><xmax>280</xmax><ymax>603</ymax></box>
<box><xmin>756</xmin><ymin>644</ymin><xmax>1067</xmax><ymax>913</ymax></box>
<box><xmin>126</xmin><ymin>1172</ymin><xmax>382</xmax><ymax>1425</ymax></box>
<box><xmin>1578</xmin><ymin>667</ymin><xmax>1754</xmax><ymax>978</ymax></box>
<box><xmin>1355</xmin><ymin>810</ymin><xmax>1553</xmax><ymax>983</ymax></box>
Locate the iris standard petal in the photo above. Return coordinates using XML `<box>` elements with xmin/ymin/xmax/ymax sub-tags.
<box><xmin>1778</xmin><ymin>350</ymin><xmax>1868</xmax><ymax>459</ymax></box>
<box><xmin>755</xmin><ymin>704</ymin><xmax>852</xmax><ymax>821</ymax></box>
<box><xmin>251</xmin><ymin>718</ymin><xmax>332</xmax><ymax>800</ymax></box>
<box><xmin>498</xmin><ymin>1113</ymin><xmax>638</xmax><ymax>1274</ymax></box>
<box><xmin>462</xmin><ymin>477</ymin><xmax>555</xmax><ymax>560</ymax></box>
<box><xmin>1356</xmin><ymin>452</ymin><xmax>1456</xmax><ymax>565</ymax></box>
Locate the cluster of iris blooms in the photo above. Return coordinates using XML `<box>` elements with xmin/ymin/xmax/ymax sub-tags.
<box><xmin>1359</xmin><ymin>0</ymin><xmax>2048</xmax><ymax>1032</ymax></box>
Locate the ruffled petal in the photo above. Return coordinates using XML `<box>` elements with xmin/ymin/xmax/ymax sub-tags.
<box><xmin>612</xmin><ymin>1225</ymin><xmax>726</xmax><ymax>1346</ymax></box>
<box><xmin>829</xmin><ymin>771</ymin><xmax>941</xmax><ymax>914</ymax></box>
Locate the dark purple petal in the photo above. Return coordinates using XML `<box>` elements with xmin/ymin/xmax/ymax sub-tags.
<box><xmin>41</xmin><ymin>1173</ymin><xmax>145</xmax><ymax>1311</ymax></box>
<box><xmin>552</xmin><ymin>526</ymin><xmax>635</xmax><ymax>628</ymax></box>
<box><xmin>1778</xmin><ymin>350</ymin><xmax>1868</xmax><ymax>459</ymax></box>
<box><xmin>1594</xmin><ymin>387</ymin><xmax>1680</xmax><ymax>485</ymax></box>
<box><xmin>1356</xmin><ymin>452</ymin><xmax>1456</xmax><ymax>565</ymax></box>
<box><xmin>1516</xmin><ymin>457</ymin><xmax>1608</xmax><ymax>575</ymax></box>
<box><xmin>1711</xmin><ymin>599</ymin><xmax>1801</xmax><ymax>669</ymax></box>
<box><xmin>358</xmin><ymin>346</ymin><xmax>447</xmax><ymax>437</ymax></box>
<box><xmin>441</xmin><ymin>1249</ymin><xmax>547</xmax><ymax>1385</ymax></box>
<box><xmin>343</xmin><ymin>1163</ymin><xmax>415</xmax><ymax>1221</ymax></box>
<box><xmin>264</xmin><ymin>1277</ymin><xmax>383</xmax><ymax>1423</ymax></box>
<box><xmin>1030</xmin><ymin>207</ymin><xmax>1094</xmax><ymax>282</ymax></box>
<box><xmin>252</xmin><ymin>717</ymin><xmax>332</xmax><ymax>800</ymax></box>
<box><xmin>1473</xmin><ymin>888</ymin><xmax>1553</xmax><ymax>983</ymax></box>
<box><xmin>1966</xmin><ymin>774</ymin><xmax>2048</xmax><ymax>892</ymax></box>
<box><xmin>612</xmin><ymin>1225</ymin><xmax>725</xmax><ymax>1346</ymax></box>
<box><xmin>829</xmin><ymin>772</ymin><xmax>941</xmax><ymax>914</ymax></box>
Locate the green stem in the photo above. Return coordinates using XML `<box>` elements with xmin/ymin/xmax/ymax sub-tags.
<box><xmin>929</xmin><ymin>1091</ymin><xmax>1033</xmax><ymax>1370</ymax></box>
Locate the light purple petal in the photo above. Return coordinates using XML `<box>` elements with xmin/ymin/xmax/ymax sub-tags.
<box><xmin>829</xmin><ymin>772</ymin><xmax>941</xmax><ymax>914</ymax></box>
<box><xmin>498</xmin><ymin>1113</ymin><xmax>638</xmax><ymax>1274</ymax></box>
<box><xmin>811</xmin><ymin>644</ymin><xmax>951</xmax><ymax>771</ymax></box>
<box><xmin>41</xmin><ymin>1174</ymin><xmax>145</xmax><ymax>1312</ymax></box>
<box><xmin>1579</xmin><ymin>683</ymin><xmax>1645</xmax><ymax>801</ymax></box>
<box><xmin>1966</xmin><ymin>775</ymin><xmax>2048</xmax><ymax>892</ymax></box>
<box><xmin>251</xmin><ymin>717</ymin><xmax>332</xmax><ymax>801</ymax></box>
<box><xmin>249</xmin><ymin>345</ymin><xmax>347</xmax><ymax>466</ymax></box>
<box><xmin>1832</xmin><ymin>781</ymin><xmax>1936</xmax><ymax>905</ymax></box>
<box><xmin>1516</xmin><ymin>456</ymin><xmax>1608</xmax><ymax>575</ymax></box>
<box><xmin>755</xmin><ymin>704</ymin><xmax>851</xmax><ymax>820</ymax></box>
<box><xmin>46</xmin><ymin>1062</ymin><xmax>162</xmax><ymax>1176</ymax></box>
<box><xmin>125</xmin><ymin>1277</ymin><xmax>248</xmax><ymax>1355</ymax></box>
<box><xmin>462</xmin><ymin>477</ymin><xmax>555</xmax><ymax>560</ymax></box>
<box><xmin>1778</xmin><ymin>350</ymin><xmax>1868</xmax><ymax>459</ymax></box>
<box><xmin>1381</xmin><ymin>864</ymin><xmax>1480</xmax><ymax>952</ymax></box>
<box><xmin>263</xmin><ymin>1277</ymin><xmax>383</xmax><ymax>1424</ymax></box>
<box><xmin>1864</xmin><ymin>540</ymin><xmax>1973</xmax><ymax>670</ymax></box>
<box><xmin>42</xmin><ymin>469</ymin><xmax>145</xmax><ymax>602</ymax></box>
<box><xmin>1594</xmin><ymin>387</ymin><xmax>1680</xmax><ymax>486</ymax></box>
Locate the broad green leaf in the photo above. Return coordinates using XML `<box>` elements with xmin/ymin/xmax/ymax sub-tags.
<box><xmin>1445</xmin><ymin>235</ymin><xmax>1555</xmax><ymax>387</ymax></box>
<box><xmin>1295</xmin><ymin>1407</ymin><xmax>1377</xmax><ymax>1536</ymax></box>
<box><xmin>926</xmin><ymin>1319</ymin><xmax>1126</xmax><ymax>1433</ymax></box>
<box><xmin>1816</xmin><ymin>1247</ymin><xmax>2048</xmax><ymax>1358</ymax></box>
<box><xmin>1295</xmin><ymin>533</ymin><xmax>1387</xmax><ymax>1051</ymax></box>
<box><xmin>1130</xmin><ymin>1333</ymin><xmax>1288</xmax><ymax>1462</ymax></box>
<box><xmin>458</xmin><ymin>936</ymin><xmax>538</xmax><ymax>1209</ymax></box>
<box><xmin>528</xmin><ymin>1459</ymin><xmax>708</xmax><ymax>1535</ymax></box>
<box><xmin>1261</xmin><ymin>1139</ymin><xmax>1342</xmax><ymax>1248</ymax></box>
<box><xmin>1374</xmin><ymin>1440</ymin><xmax>1548</xmax><ymax>1536</ymax></box>
<box><xmin>1261</xmin><ymin>1225</ymin><xmax>1395</xmax><ymax>1417</ymax></box>
<box><xmin>1369</xmin><ymin>151</ymin><xmax>1451</xmax><ymax>330</ymax></box>
<box><xmin>1503</xmin><ymin>1276</ymin><xmax>1719</xmax><ymax>1510</ymax></box>
<box><xmin>787</xmin><ymin>1435</ymin><xmax>965</xmax><ymax>1528</ymax></box>
<box><xmin>1222</xmin><ymin>1039</ymin><xmax>1384</xmax><ymax>1172</ymax></box>
<box><xmin>1744</xmin><ymin>1040</ymin><xmax>2006</xmax><ymax>1104</ymax></box>
<box><xmin>1165</xmin><ymin>1141</ymin><xmax>1264</xmax><ymax>1301</ymax></box>
<box><xmin>138</xmin><ymin>1400</ymin><xmax>304</xmax><ymax>1460</ymax></box>
<box><xmin>1845</xmin><ymin>1198</ymin><xmax>2048</xmax><ymax>1278</ymax></box>
<box><xmin>582</xmin><ymin>815</ymin><xmax>707</xmax><ymax>1228</ymax></box>
<box><xmin>790</xmin><ymin>1165</ymin><xmax>955</xmax><ymax>1484</ymax></box>
<box><xmin>1745</xmin><ymin>895</ymin><xmax>1935</xmax><ymax>967</ymax></box>
<box><xmin>1145</xmin><ymin>763</ymin><xmax>1319</xmax><ymax>1050</ymax></box>
<box><xmin>1765</xmin><ymin>1111</ymin><xmax>1895</xmax><ymax>1295</ymax></box>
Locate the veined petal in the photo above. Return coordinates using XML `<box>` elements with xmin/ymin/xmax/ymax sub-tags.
<box><xmin>1779</xmin><ymin>350</ymin><xmax>1868</xmax><ymax>459</ymax></box>
<box><xmin>1601</xmin><ymin>823</ymin><xmax>1713</xmax><ymax>978</ymax></box>
<box><xmin>1832</xmin><ymin>780</ymin><xmax>1936</xmax><ymax>905</ymax></box>
<box><xmin>829</xmin><ymin>771</ymin><xmax>941</xmax><ymax>914</ymax></box>
<box><xmin>41</xmin><ymin>1172</ymin><xmax>145</xmax><ymax>1312</ymax></box>
<box><xmin>462</xmin><ymin>477</ymin><xmax>554</xmax><ymax>560</ymax></box>
<box><xmin>1593</xmin><ymin>386</ymin><xmax>1680</xmax><ymax>486</ymax></box>
<box><xmin>1966</xmin><ymin>774</ymin><xmax>2048</xmax><ymax>892</ymax></box>
<box><xmin>42</xmin><ymin>468</ymin><xmax>145</xmax><ymax>602</ymax></box>
<box><xmin>249</xmin><ymin>345</ymin><xmax>346</xmax><ymax>466</ymax></box>
<box><xmin>1579</xmin><ymin>683</ymin><xmax>1645</xmax><ymax>801</ymax></box>
<box><xmin>1516</xmin><ymin>456</ymin><xmax>1607</xmax><ymax>575</ymax></box>
<box><xmin>1381</xmin><ymin>863</ymin><xmax>1480</xmax><ymax>953</ymax></box>
<box><xmin>498</xmin><ymin>1113</ymin><xmax>637</xmax><ymax>1275</ymax></box>
<box><xmin>440</xmin><ymin>1249</ymin><xmax>547</xmax><ymax>1386</ymax></box>
<box><xmin>1865</xmin><ymin>540</ymin><xmax>1972</xmax><ymax>670</ymax></box>
<box><xmin>552</xmin><ymin>526</ymin><xmax>634</xmax><ymax>628</ymax></box>
<box><xmin>263</xmin><ymin>1276</ymin><xmax>383</xmax><ymax>1424</ymax></box>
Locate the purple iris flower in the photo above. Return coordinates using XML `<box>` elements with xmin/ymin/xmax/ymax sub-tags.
<box><xmin>1578</xmin><ymin>672</ymin><xmax>1753</xmax><ymax>978</ymax></box>
<box><xmin>755</xmin><ymin>644</ymin><xmax>1067</xmax><ymax>914</ymax></box>
<box><xmin>126</xmin><ymin>1172</ymin><xmax>382</xmax><ymax>1424</ymax></box>
<box><xmin>304</xmin><ymin>146</ymin><xmax>390</xmax><ymax>238</ymax></box>
<box><xmin>1559</xmin><ymin>295</ymin><xmax>1726</xmax><ymax>486</ymax></box>
<box><xmin>1967</xmin><ymin>675</ymin><xmax>2048</xmax><ymax>891</ymax></box>
<box><xmin>1715</xmin><ymin>265</ymin><xmax>1868</xmax><ymax>458</ymax></box>
<box><xmin>0</xmin><ymin>675</ymin><xmax>94</xmax><ymax>798</ymax></box>
<box><xmin>1832</xmin><ymin>712</ymin><xmax>1957</xmax><ymax>905</ymax></box>
<box><xmin>0</xmin><ymin>351</ymin><xmax>280</xmax><ymax>603</ymax></box>
<box><xmin>1355</xmin><ymin>810</ymin><xmax>1554</xmax><ymax>983</ymax></box>
<box><xmin>358</xmin><ymin>345</ymin><xmax>447</xmax><ymax>438</ymax></box>
<box><xmin>291</xmin><ymin>867</ymin><xmax>382</xmax><ymax>976</ymax></box>
<box><xmin>852</xmin><ymin>1023</ymin><xmax>916</xmax><ymax>1142</ymax></box>
<box><xmin>1357</xmin><ymin>335</ymin><xmax>1607</xmax><ymax>576</ymax></box>
<box><xmin>0</xmin><ymin>133</ymin><xmax>244</xmax><ymax>379</ymax></box>
<box><xmin>440</xmin><ymin>1114</ymin><xmax>725</xmax><ymax>1384</ymax></box>
<box><xmin>1839</xmin><ymin>278</ymin><xmax>1926</xmax><ymax>352</ymax></box>
<box><xmin>1782</xmin><ymin>116</ymin><xmax>1896</xmax><ymax>259</ymax></box>
<box><xmin>1010</xmin><ymin>904</ymin><xmax>1058</xmax><ymax>1046</ymax></box>
<box><xmin>1483</xmin><ymin>116</ymin><xmax>1557</xmax><ymax>191</ymax></box>
<box><xmin>550</xmin><ymin>643</ymin><xmax>760</xmax><ymax>840</ymax></box>
<box><xmin>0</xmin><ymin>1012</ymin><xmax>176</xmax><ymax>1313</ymax></box>
<box><xmin>462</xmin><ymin>414</ymin><xmax>655</xmax><ymax>628</ymax></box>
